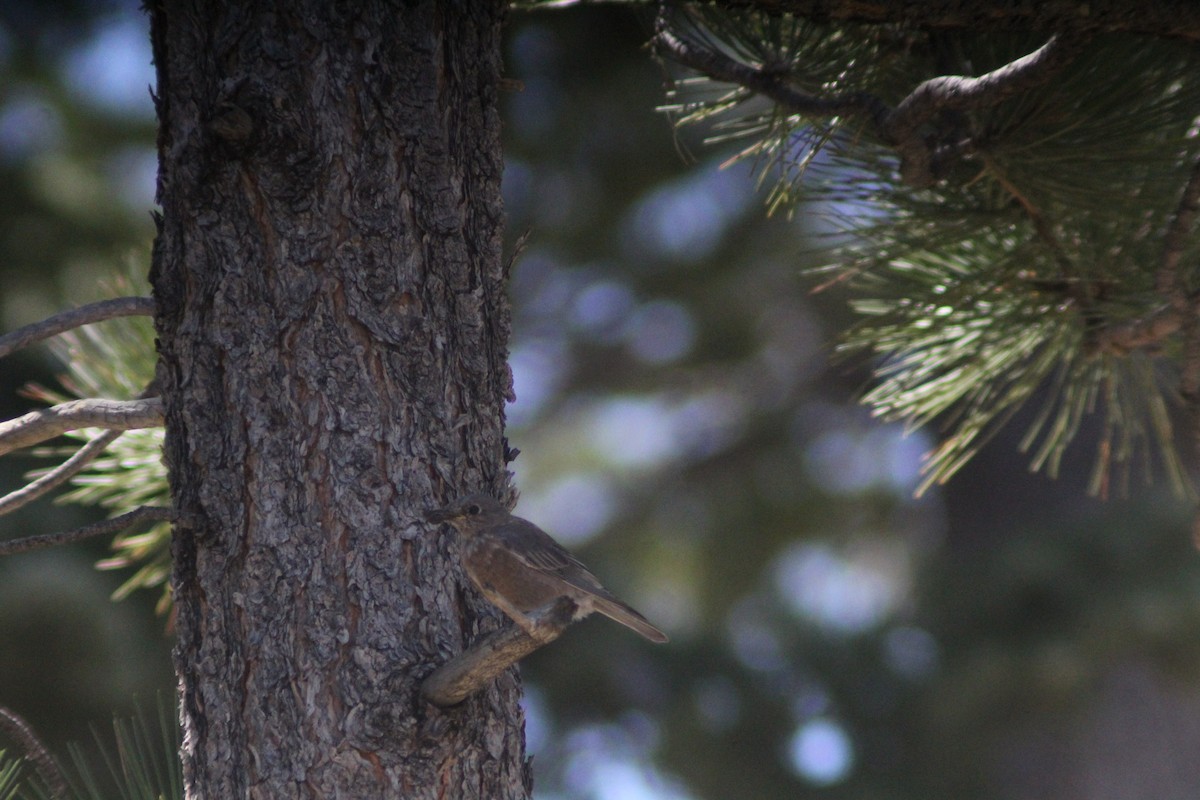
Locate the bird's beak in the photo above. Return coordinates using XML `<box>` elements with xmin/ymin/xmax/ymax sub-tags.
<box><xmin>424</xmin><ymin>506</ymin><xmax>454</xmax><ymax>523</ymax></box>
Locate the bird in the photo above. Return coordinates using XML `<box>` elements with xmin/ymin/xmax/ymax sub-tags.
<box><xmin>426</xmin><ymin>493</ymin><xmax>668</xmax><ymax>643</ymax></box>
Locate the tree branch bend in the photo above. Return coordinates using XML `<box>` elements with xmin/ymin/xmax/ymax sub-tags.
<box><xmin>0</xmin><ymin>398</ymin><xmax>163</xmax><ymax>458</ymax></box>
<box><xmin>0</xmin><ymin>704</ymin><xmax>69</xmax><ymax>799</ymax></box>
<box><xmin>655</xmin><ymin>16</ymin><xmax>1083</xmax><ymax>186</ymax></box>
<box><xmin>421</xmin><ymin>598</ymin><xmax>578</xmax><ymax>707</ymax></box>
<box><xmin>0</xmin><ymin>296</ymin><xmax>155</xmax><ymax>360</ymax></box>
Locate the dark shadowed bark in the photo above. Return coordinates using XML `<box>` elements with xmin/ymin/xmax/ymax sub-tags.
<box><xmin>147</xmin><ymin>1</ymin><xmax>526</xmax><ymax>797</ymax></box>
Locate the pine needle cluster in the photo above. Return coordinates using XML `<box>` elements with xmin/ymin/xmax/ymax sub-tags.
<box><xmin>660</xmin><ymin>5</ymin><xmax>1200</xmax><ymax>495</ymax></box>
<box><xmin>24</xmin><ymin>270</ymin><xmax>170</xmax><ymax>608</ymax></box>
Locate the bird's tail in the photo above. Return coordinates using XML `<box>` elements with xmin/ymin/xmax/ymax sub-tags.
<box><xmin>592</xmin><ymin>596</ymin><xmax>669</xmax><ymax>643</ymax></box>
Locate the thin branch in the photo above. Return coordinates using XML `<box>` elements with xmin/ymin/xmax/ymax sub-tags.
<box><xmin>982</xmin><ymin>154</ymin><xmax>1075</xmax><ymax>275</ymax></box>
<box><xmin>887</xmin><ymin>34</ymin><xmax>1080</xmax><ymax>141</ymax></box>
<box><xmin>0</xmin><ymin>506</ymin><xmax>176</xmax><ymax>557</ymax></box>
<box><xmin>0</xmin><ymin>703</ymin><xmax>69</xmax><ymax>799</ymax></box>
<box><xmin>0</xmin><ymin>296</ymin><xmax>155</xmax><ymax>360</ymax></box>
<box><xmin>655</xmin><ymin>25</ymin><xmax>890</xmax><ymax>129</ymax></box>
<box><xmin>0</xmin><ymin>397</ymin><xmax>163</xmax><ymax>458</ymax></box>
<box><xmin>655</xmin><ymin>16</ymin><xmax>1083</xmax><ymax>186</ymax></box>
<box><xmin>0</xmin><ymin>429</ymin><xmax>123</xmax><ymax>516</ymax></box>
<box><xmin>712</xmin><ymin>0</ymin><xmax>1200</xmax><ymax>43</ymax></box>
<box><xmin>1164</xmin><ymin>161</ymin><xmax>1200</xmax><ymax>399</ymax></box>
<box><xmin>1157</xmin><ymin>158</ymin><xmax>1200</xmax><ymax>525</ymax></box>
<box><xmin>1158</xmin><ymin>158</ymin><xmax>1200</xmax><ymax>309</ymax></box>
<box><xmin>888</xmin><ymin>34</ymin><xmax>1082</xmax><ymax>185</ymax></box>
<box><xmin>1091</xmin><ymin>308</ymin><xmax>1181</xmax><ymax>355</ymax></box>
<box><xmin>421</xmin><ymin>598</ymin><xmax>577</xmax><ymax>707</ymax></box>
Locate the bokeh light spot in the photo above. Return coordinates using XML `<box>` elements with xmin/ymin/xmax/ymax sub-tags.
<box><xmin>521</xmin><ymin>684</ymin><xmax>551</xmax><ymax>756</ymax></box>
<box><xmin>519</xmin><ymin>474</ymin><xmax>616</xmax><ymax>546</ymax></box>
<box><xmin>693</xmin><ymin>676</ymin><xmax>742</xmax><ymax>733</ymax></box>
<box><xmin>507</xmin><ymin>337</ymin><xmax>570</xmax><ymax>428</ymax></box>
<box><xmin>773</xmin><ymin>542</ymin><xmax>907</xmax><ymax>634</ymax></box>
<box><xmin>0</xmin><ymin>89</ymin><xmax>63</xmax><ymax>162</ymax></box>
<box><xmin>626</xmin><ymin>165</ymin><xmax>752</xmax><ymax>262</ymax></box>
<box><xmin>786</xmin><ymin>718</ymin><xmax>854</xmax><ymax>785</ymax></box>
<box><xmin>586</xmin><ymin>397</ymin><xmax>677</xmax><ymax>468</ymax></box>
<box><xmin>572</xmin><ymin>279</ymin><xmax>635</xmax><ymax>336</ymax></box>
<box><xmin>725</xmin><ymin>598</ymin><xmax>787</xmax><ymax>672</ymax></box>
<box><xmin>803</xmin><ymin>422</ymin><xmax>929</xmax><ymax>496</ymax></box>
<box><xmin>883</xmin><ymin>625</ymin><xmax>940</xmax><ymax>680</ymax></box>
<box><xmin>104</xmin><ymin>145</ymin><xmax>158</xmax><ymax>209</ymax></box>
<box><xmin>624</xmin><ymin>300</ymin><xmax>696</xmax><ymax>364</ymax></box>
<box><xmin>62</xmin><ymin>13</ymin><xmax>156</xmax><ymax>118</ymax></box>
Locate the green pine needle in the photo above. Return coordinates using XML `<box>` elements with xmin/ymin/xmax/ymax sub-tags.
<box><xmin>839</xmin><ymin>230</ymin><xmax>1189</xmax><ymax>497</ymax></box>
<box><xmin>0</xmin><ymin>752</ymin><xmax>23</xmax><ymax>800</ymax></box>
<box><xmin>20</xmin><ymin>696</ymin><xmax>181</xmax><ymax>800</ymax></box>
<box><xmin>665</xmin><ymin>10</ymin><xmax>1200</xmax><ymax>496</ymax></box>
<box><xmin>23</xmin><ymin>263</ymin><xmax>171</xmax><ymax>609</ymax></box>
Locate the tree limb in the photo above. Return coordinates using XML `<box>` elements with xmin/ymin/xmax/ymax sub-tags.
<box><xmin>894</xmin><ymin>35</ymin><xmax>1077</xmax><ymax>123</ymax></box>
<box><xmin>711</xmin><ymin>0</ymin><xmax>1200</xmax><ymax>43</ymax></box>
<box><xmin>0</xmin><ymin>398</ymin><xmax>163</xmax><ymax>458</ymax></box>
<box><xmin>885</xmin><ymin>34</ymin><xmax>1081</xmax><ymax>184</ymax></box>
<box><xmin>654</xmin><ymin>24</ymin><xmax>890</xmax><ymax>133</ymax></box>
<box><xmin>0</xmin><ymin>429</ymin><xmax>124</xmax><ymax>516</ymax></box>
<box><xmin>982</xmin><ymin>154</ymin><xmax>1075</xmax><ymax>274</ymax></box>
<box><xmin>655</xmin><ymin>14</ymin><xmax>1083</xmax><ymax>186</ymax></box>
<box><xmin>0</xmin><ymin>703</ymin><xmax>69</xmax><ymax>800</ymax></box>
<box><xmin>0</xmin><ymin>296</ymin><xmax>155</xmax><ymax>360</ymax></box>
<box><xmin>1091</xmin><ymin>309</ymin><xmax>1181</xmax><ymax>356</ymax></box>
<box><xmin>420</xmin><ymin>598</ymin><xmax>577</xmax><ymax>707</ymax></box>
<box><xmin>0</xmin><ymin>506</ymin><xmax>176</xmax><ymax>558</ymax></box>
<box><xmin>1158</xmin><ymin>159</ymin><xmax>1200</xmax><ymax>308</ymax></box>
<box><xmin>1161</xmin><ymin>160</ymin><xmax>1200</xmax><ymax>398</ymax></box>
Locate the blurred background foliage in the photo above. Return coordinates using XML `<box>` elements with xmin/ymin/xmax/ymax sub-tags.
<box><xmin>2</xmin><ymin>3</ymin><xmax>1200</xmax><ymax>799</ymax></box>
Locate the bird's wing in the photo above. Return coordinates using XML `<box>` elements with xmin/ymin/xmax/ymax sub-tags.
<box><xmin>494</xmin><ymin>518</ymin><xmax>608</xmax><ymax>593</ymax></box>
<box><xmin>491</xmin><ymin>518</ymin><xmax>669</xmax><ymax>643</ymax></box>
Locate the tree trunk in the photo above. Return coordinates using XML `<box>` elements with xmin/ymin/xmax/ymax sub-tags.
<box><xmin>147</xmin><ymin>2</ymin><xmax>526</xmax><ymax>797</ymax></box>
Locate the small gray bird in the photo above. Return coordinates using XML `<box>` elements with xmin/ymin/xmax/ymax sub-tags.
<box><xmin>426</xmin><ymin>493</ymin><xmax>668</xmax><ymax>643</ymax></box>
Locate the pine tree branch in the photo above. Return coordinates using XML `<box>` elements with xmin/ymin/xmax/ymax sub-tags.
<box><xmin>886</xmin><ymin>34</ymin><xmax>1082</xmax><ymax>185</ymax></box>
<box><xmin>1159</xmin><ymin>159</ymin><xmax>1200</xmax><ymax>308</ymax></box>
<box><xmin>655</xmin><ymin>14</ymin><xmax>1083</xmax><ymax>186</ymax></box>
<box><xmin>1092</xmin><ymin>309</ymin><xmax>1180</xmax><ymax>355</ymax></box>
<box><xmin>0</xmin><ymin>703</ymin><xmax>69</xmax><ymax>800</ymax></box>
<box><xmin>0</xmin><ymin>506</ymin><xmax>176</xmax><ymax>557</ymax></box>
<box><xmin>981</xmin><ymin>154</ymin><xmax>1075</xmax><ymax>274</ymax></box>
<box><xmin>892</xmin><ymin>35</ymin><xmax>1078</xmax><ymax>126</ymax></box>
<box><xmin>1153</xmin><ymin>157</ymin><xmax>1200</xmax><ymax>522</ymax></box>
<box><xmin>654</xmin><ymin>23</ymin><xmax>891</xmax><ymax>134</ymax></box>
<box><xmin>711</xmin><ymin>0</ymin><xmax>1200</xmax><ymax>42</ymax></box>
<box><xmin>1162</xmin><ymin>159</ymin><xmax>1200</xmax><ymax>397</ymax></box>
<box><xmin>0</xmin><ymin>398</ymin><xmax>163</xmax><ymax>458</ymax></box>
<box><xmin>420</xmin><ymin>598</ymin><xmax>577</xmax><ymax>707</ymax></box>
<box><xmin>0</xmin><ymin>429</ymin><xmax>124</xmax><ymax>517</ymax></box>
<box><xmin>1089</xmin><ymin>161</ymin><xmax>1200</xmax><ymax>357</ymax></box>
<box><xmin>0</xmin><ymin>297</ymin><xmax>155</xmax><ymax>360</ymax></box>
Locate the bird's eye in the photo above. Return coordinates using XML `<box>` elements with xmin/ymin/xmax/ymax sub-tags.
<box><xmin>467</xmin><ymin>504</ymin><xmax>481</xmax><ymax>515</ymax></box>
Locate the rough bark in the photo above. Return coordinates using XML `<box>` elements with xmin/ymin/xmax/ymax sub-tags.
<box><xmin>148</xmin><ymin>2</ymin><xmax>525</xmax><ymax>798</ymax></box>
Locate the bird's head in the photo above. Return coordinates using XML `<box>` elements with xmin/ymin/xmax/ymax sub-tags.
<box><xmin>424</xmin><ymin>493</ymin><xmax>510</xmax><ymax>536</ymax></box>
